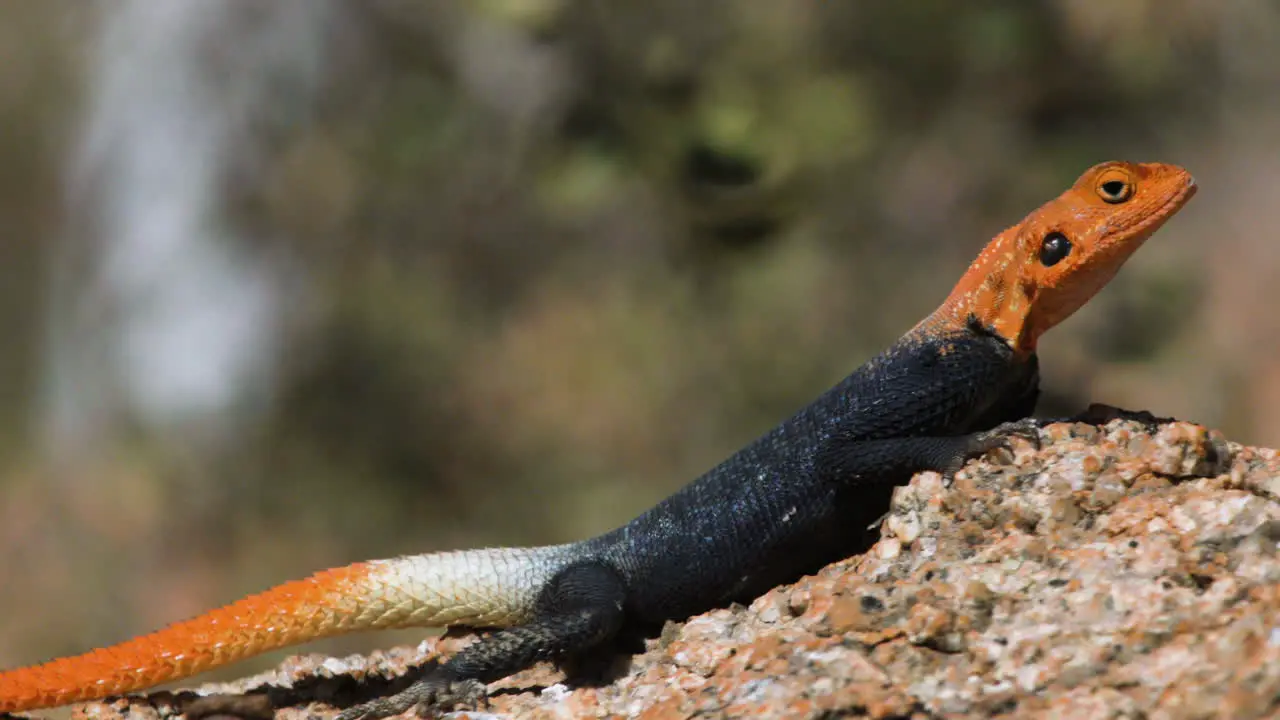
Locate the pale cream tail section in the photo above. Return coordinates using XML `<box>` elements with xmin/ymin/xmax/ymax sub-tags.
<box><xmin>357</xmin><ymin>545</ymin><xmax>575</xmax><ymax>628</ymax></box>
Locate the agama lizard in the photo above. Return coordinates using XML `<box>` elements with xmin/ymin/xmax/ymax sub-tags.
<box><xmin>0</xmin><ymin>161</ymin><xmax>1197</xmax><ymax>718</ymax></box>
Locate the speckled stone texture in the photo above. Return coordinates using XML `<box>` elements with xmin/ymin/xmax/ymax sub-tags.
<box><xmin>63</xmin><ymin>419</ymin><xmax>1280</xmax><ymax>720</ymax></box>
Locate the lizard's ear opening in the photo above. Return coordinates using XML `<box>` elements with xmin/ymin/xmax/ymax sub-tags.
<box><xmin>1038</xmin><ymin>232</ymin><xmax>1072</xmax><ymax>267</ymax></box>
<box><xmin>1095</xmin><ymin>167</ymin><xmax>1135</xmax><ymax>204</ymax></box>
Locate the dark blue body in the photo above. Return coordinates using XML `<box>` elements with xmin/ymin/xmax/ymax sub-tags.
<box><xmin>592</xmin><ymin>323</ymin><xmax>1039</xmax><ymax>621</ymax></box>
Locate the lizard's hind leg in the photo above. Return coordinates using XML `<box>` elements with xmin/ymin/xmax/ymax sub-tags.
<box><xmin>337</xmin><ymin>560</ymin><xmax>628</xmax><ymax>720</ymax></box>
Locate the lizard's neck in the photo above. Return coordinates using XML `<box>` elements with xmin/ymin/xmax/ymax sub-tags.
<box><xmin>912</xmin><ymin>226</ymin><xmax>1036</xmax><ymax>355</ymax></box>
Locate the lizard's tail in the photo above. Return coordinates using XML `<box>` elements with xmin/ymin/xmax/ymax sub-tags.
<box><xmin>0</xmin><ymin>544</ymin><xmax>575</xmax><ymax>713</ymax></box>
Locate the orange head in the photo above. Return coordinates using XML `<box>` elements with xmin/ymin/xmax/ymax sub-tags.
<box><xmin>928</xmin><ymin>161</ymin><xmax>1197</xmax><ymax>355</ymax></box>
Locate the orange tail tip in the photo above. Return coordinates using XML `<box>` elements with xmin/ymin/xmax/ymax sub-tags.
<box><xmin>0</xmin><ymin>562</ymin><xmax>375</xmax><ymax>713</ymax></box>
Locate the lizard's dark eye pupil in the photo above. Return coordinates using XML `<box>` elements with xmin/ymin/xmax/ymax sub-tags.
<box><xmin>1040</xmin><ymin>232</ymin><xmax>1071</xmax><ymax>267</ymax></box>
<box><xmin>1098</xmin><ymin>179</ymin><xmax>1132</xmax><ymax>203</ymax></box>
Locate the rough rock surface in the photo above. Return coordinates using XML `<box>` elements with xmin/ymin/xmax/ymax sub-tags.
<box><xmin>60</xmin><ymin>419</ymin><xmax>1280</xmax><ymax>720</ymax></box>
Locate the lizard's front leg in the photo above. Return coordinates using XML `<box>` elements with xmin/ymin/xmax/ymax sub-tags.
<box><xmin>816</xmin><ymin>420</ymin><xmax>1041</xmax><ymax>487</ymax></box>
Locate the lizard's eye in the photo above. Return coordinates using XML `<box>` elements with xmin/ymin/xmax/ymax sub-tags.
<box><xmin>1039</xmin><ymin>232</ymin><xmax>1072</xmax><ymax>267</ymax></box>
<box><xmin>1095</xmin><ymin>168</ymin><xmax>1134</xmax><ymax>204</ymax></box>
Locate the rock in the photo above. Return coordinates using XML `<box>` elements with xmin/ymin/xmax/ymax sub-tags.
<box><xmin>66</xmin><ymin>419</ymin><xmax>1280</xmax><ymax>720</ymax></box>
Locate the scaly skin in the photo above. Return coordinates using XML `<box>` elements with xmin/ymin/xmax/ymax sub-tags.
<box><xmin>0</xmin><ymin>161</ymin><xmax>1196</xmax><ymax>717</ymax></box>
<box><xmin>0</xmin><ymin>546</ymin><xmax>574</xmax><ymax>712</ymax></box>
<box><xmin>919</xmin><ymin>161</ymin><xmax>1196</xmax><ymax>353</ymax></box>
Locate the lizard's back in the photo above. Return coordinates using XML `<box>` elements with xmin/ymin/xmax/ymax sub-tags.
<box><xmin>594</xmin><ymin>326</ymin><xmax>1038</xmax><ymax>622</ymax></box>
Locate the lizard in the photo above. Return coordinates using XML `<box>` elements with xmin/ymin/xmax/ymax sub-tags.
<box><xmin>0</xmin><ymin>160</ymin><xmax>1196</xmax><ymax>719</ymax></box>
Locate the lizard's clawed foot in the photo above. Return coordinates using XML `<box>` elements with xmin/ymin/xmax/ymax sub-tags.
<box><xmin>336</xmin><ymin>677</ymin><xmax>487</xmax><ymax>720</ymax></box>
<box><xmin>948</xmin><ymin>418</ymin><xmax>1042</xmax><ymax>474</ymax></box>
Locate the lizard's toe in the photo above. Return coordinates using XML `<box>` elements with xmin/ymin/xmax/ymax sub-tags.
<box><xmin>989</xmin><ymin>417</ymin><xmax>1043</xmax><ymax>450</ymax></box>
<box><xmin>337</xmin><ymin>674</ymin><xmax>484</xmax><ymax>720</ymax></box>
<box><xmin>424</xmin><ymin>679</ymin><xmax>487</xmax><ymax>712</ymax></box>
<box><xmin>949</xmin><ymin>418</ymin><xmax>1042</xmax><ymax>473</ymax></box>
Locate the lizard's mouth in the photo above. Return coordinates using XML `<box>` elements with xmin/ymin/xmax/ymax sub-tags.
<box><xmin>1122</xmin><ymin>173</ymin><xmax>1197</xmax><ymax>239</ymax></box>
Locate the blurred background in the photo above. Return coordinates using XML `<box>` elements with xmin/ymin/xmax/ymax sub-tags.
<box><xmin>2</xmin><ymin>0</ymin><xmax>1278</xmax><ymax>680</ymax></box>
